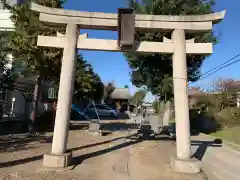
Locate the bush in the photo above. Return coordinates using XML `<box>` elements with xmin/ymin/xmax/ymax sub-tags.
<box><xmin>215</xmin><ymin>107</ymin><xmax>240</xmax><ymax>128</ymax></box>
<box><xmin>192</xmin><ymin>92</ymin><xmax>240</xmax><ymax>131</ymax></box>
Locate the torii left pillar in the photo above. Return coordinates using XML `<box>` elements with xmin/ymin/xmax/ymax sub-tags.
<box><xmin>43</xmin><ymin>23</ymin><xmax>78</xmax><ymax>168</ymax></box>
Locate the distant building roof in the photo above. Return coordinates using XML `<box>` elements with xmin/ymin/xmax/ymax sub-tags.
<box><xmin>110</xmin><ymin>88</ymin><xmax>132</xmax><ymax>100</ymax></box>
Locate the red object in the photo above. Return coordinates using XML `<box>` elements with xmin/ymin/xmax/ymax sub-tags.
<box><xmin>53</xmin><ymin>101</ymin><xmax>57</xmax><ymax>111</ymax></box>
<box><xmin>31</xmin><ymin>111</ymin><xmax>36</xmax><ymax>120</ymax></box>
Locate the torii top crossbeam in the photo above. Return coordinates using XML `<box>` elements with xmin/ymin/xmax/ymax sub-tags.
<box><xmin>30</xmin><ymin>3</ymin><xmax>226</xmax><ymax>54</ymax></box>
<box><xmin>31</xmin><ymin>3</ymin><xmax>225</xmax><ymax>32</ymax></box>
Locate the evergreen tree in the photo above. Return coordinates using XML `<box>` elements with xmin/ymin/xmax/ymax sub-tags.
<box><xmin>103</xmin><ymin>82</ymin><xmax>116</xmax><ymax>104</ymax></box>
<box><xmin>74</xmin><ymin>55</ymin><xmax>104</xmax><ymax>101</ymax></box>
<box><xmin>126</xmin><ymin>0</ymin><xmax>218</xmax><ymax>101</ymax></box>
<box><xmin>3</xmin><ymin>0</ymin><xmax>65</xmax><ymax>133</ymax></box>
<box><xmin>3</xmin><ymin>1</ymin><xmax>104</xmax><ymax>129</ymax></box>
<box><xmin>131</xmin><ymin>89</ymin><xmax>147</xmax><ymax>107</ymax></box>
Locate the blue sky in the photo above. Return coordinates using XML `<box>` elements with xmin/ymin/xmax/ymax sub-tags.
<box><xmin>64</xmin><ymin>0</ymin><xmax>239</xmax><ymax>101</ymax></box>
<box><xmin>193</xmin><ymin>0</ymin><xmax>240</xmax><ymax>90</ymax></box>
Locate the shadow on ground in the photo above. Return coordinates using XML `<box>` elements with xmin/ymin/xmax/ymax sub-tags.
<box><xmin>85</xmin><ymin>112</ymin><xmax>130</xmax><ymax>120</ymax></box>
<box><xmin>0</xmin><ymin>154</ymin><xmax>44</xmax><ymax>168</ymax></box>
<box><xmin>70</xmin><ymin>133</ymin><xmax>175</xmax><ymax>168</ymax></box>
<box><xmin>127</xmin><ymin>135</ymin><xmax>175</xmax><ymax>141</ymax></box>
<box><xmin>69</xmin><ymin>123</ymin><xmax>89</xmax><ymax>131</ymax></box>
<box><xmin>191</xmin><ymin>138</ymin><xmax>222</xmax><ymax>161</ymax></box>
<box><xmin>69</xmin><ymin>121</ymin><xmax>137</xmax><ymax>133</ymax></box>
<box><xmin>166</xmin><ymin>124</ymin><xmax>200</xmax><ymax>136</ymax></box>
<box><xmin>71</xmin><ymin>138</ymin><xmax>142</xmax><ymax>167</ymax></box>
<box><xmin>0</xmin><ymin>135</ymin><xmax>52</xmax><ymax>153</ymax></box>
<box><xmin>39</xmin><ymin>115</ymin><xmax>131</xmax><ymax>132</ymax></box>
<box><xmin>0</xmin><ymin>134</ymin><xmax>131</xmax><ymax>168</ymax></box>
<box><xmin>101</xmin><ymin>122</ymin><xmax>137</xmax><ymax>132</ymax></box>
<box><xmin>0</xmin><ymin>131</ymin><xmax>174</xmax><ymax>169</ymax></box>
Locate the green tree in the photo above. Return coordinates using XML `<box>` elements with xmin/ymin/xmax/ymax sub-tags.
<box><xmin>152</xmin><ymin>100</ymin><xmax>159</xmax><ymax>114</ymax></box>
<box><xmin>0</xmin><ymin>31</ymin><xmax>9</xmax><ymax>74</ymax></box>
<box><xmin>0</xmin><ymin>32</ymin><xmax>16</xmax><ymax>98</ymax></box>
<box><xmin>126</xmin><ymin>0</ymin><xmax>217</xmax><ymax>100</ymax></box>
<box><xmin>103</xmin><ymin>82</ymin><xmax>116</xmax><ymax>104</ymax></box>
<box><xmin>131</xmin><ymin>89</ymin><xmax>147</xmax><ymax>107</ymax></box>
<box><xmin>153</xmin><ymin>74</ymin><xmax>173</xmax><ymax>102</ymax></box>
<box><xmin>5</xmin><ymin>0</ymin><xmax>64</xmax><ymax>79</ymax></box>
<box><xmin>74</xmin><ymin>55</ymin><xmax>104</xmax><ymax>101</ymax></box>
<box><xmin>2</xmin><ymin>0</ymin><xmax>103</xmax><ymax>131</ymax></box>
<box><xmin>3</xmin><ymin>0</ymin><xmax>65</xmax><ymax>132</ymax></box>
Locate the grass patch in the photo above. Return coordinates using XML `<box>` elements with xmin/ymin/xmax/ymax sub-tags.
<box><xmin>210</xmin><ymin>126</ymin><xmax>240</xmax><ymax>145</ymax></box>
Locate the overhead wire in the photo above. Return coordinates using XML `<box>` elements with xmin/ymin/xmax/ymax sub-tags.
<box><xmin>189</xmin><ymin>53</ymin><xmax>240</xmax><ymax>84</ymax></box>
<box><xmin>198</xmin><ymin>53</ymin><xmax>240</xmax><ymax>78</ymax></box>
<box><xmin>197</xmin><ymin>58</ymin><xmax>240</xmax><ymax>81</ymax></box>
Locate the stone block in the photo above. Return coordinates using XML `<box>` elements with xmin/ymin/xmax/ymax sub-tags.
<box><xmin>43</xmin><ymin>151</ymin><xmax>72</xmax><ymax>168</ymax></box>
<box><xmin>88</xmin><ymin>121</ymin><xmax>101</xmax><ymax>130</ymax></box>
<box><xmin>171</xmin><ymin>156</ymin><xmax>201</xmax><ymax>174</ymax></box>
<box><xmin>88</xmin><ymin>130</ymin><xmax>103</xmax><ymax>136</ymax></box>
<box><xmin>88</xmin><ymin>121</ymin><xmax>103</xmax><ymax>136</ymax></box>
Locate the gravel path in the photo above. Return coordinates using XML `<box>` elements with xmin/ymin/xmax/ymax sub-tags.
<box><xmin>0</xmin><ymin>127</ymin><xmax>205</xmax><ymax>180</ymax></box>
<box><xmin>192</xmin><ymin>134</ymin><xmax>240</xmax><ymax>180</ymax></box>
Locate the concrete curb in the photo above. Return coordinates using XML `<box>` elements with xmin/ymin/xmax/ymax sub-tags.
<box><xmin>199</xmin><ymin>133</ymin><xmax>240</xmax><ymax>151</ymax></box>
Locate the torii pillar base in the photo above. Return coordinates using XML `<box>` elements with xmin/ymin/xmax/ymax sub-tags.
<box><xmin>42</xmin><ymin>152</ymin><xmax>73</xmax><ymax>170</ymax></box>
<box><xmin>171</xmin><ymin>157</ymin><xmax>200</xmax><ymax>174</ymax></box>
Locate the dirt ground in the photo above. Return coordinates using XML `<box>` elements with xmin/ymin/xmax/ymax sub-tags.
<box><xmin>0</xmin><ymin>122</ymin><xmax>205</xmax><ymax>180</ymax></box>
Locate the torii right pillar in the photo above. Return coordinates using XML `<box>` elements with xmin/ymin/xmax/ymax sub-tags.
<box><xmin>170</xmin><ymin>15</ymin><xmax>225</xmax><ymax>172</ymax></box>
<box><xmin>171</xmin><ymin>29</ymin><xmax>198</xmax><ymax>173</ymax></box>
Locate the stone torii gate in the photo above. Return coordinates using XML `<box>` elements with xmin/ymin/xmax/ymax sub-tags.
<box><xmin>30</xmin><ymin>3</ymin><xmax>225</xmax><ymax>173</ymax></box>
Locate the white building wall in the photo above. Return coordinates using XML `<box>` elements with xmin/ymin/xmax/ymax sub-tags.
<box><xmin>0</xmin><ymin>10</ymin><xmax>14</xmax><ymax>31</ymax></box>
<box><xmin>9</xmin><ymin>90</ymin><xmax>52</xmax><ymax>117</ymax></box>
